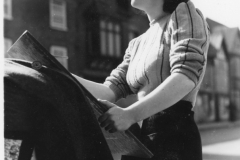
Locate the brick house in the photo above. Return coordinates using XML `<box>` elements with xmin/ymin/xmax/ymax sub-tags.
<box><xmin>4</xmin><ymin>0</ymin><xmax>240</xmax><ymax>123</ymax></box>
<box><xmin>4</xmin><ymin>0</ymin><xmax>149</xmax><ymax>82</ymax></box>
<box><xmin>194</xmin><ymin>18</ymin><xmax>240</xmax><ymax>123</ymax></box>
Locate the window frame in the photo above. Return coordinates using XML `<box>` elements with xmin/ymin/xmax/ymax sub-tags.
<box><xmin>4</xmin><ymin>0</ymin><xmax>13</xmax><ymax>20</ymax></box>
<box><xmin>99</xmin><ymin>19</ymin><xmax>122</xmax><ymax>58</ymax></box>
<box><xmin>50</xmin><ymin>45</ymin><xmax>68</xmax><ymax>69</ymax></box>
<box><xmin>4</xmin><ymin>38</ymin><xmax>13</xmax><ymax>58</ymax></box>
<box><xmin>49</xmin><ymin>0</ymin><xmax>67</xmax><ymax>31</ymax></box>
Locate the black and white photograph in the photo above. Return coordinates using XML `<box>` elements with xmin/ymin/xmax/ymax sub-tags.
<box><xmin>2</xmin><ymin>0</ymin><xmax>240</xmax><ymax>160</ymax></box>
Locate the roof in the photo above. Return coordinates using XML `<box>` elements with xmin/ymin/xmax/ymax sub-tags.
<box><xmin>207</xmin><ymin>18</ymin><xmax>240</xmax><ymax>56</ymax></box>
<box><xmin>213</xmin><ymin>27</ymin><xmax>240</xmax><ymax>56</ymax></box>
<box><xmin>222</xmin><ymin>28</ymin><xmax>240</xmax><ymax>56</ymax></box>
<box><xmin>206</xmin><ymin>18</ymin><xmax>225</xmax><ymax>33</ymax></box>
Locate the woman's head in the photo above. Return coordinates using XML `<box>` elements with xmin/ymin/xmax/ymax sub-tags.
<box><xmin>131</xmin><ymin>0</ymin><xmax>189</xmax><ymax>21</ymax></box>
<box><xmin>131</xmin><ymin>0</ymin><xmax>189</xmax><ymax>14</ymax></box>
<box><xmin>163</xmin><ymin>0</ymin><xmax>189</xmax><ymax>13</ymax></box>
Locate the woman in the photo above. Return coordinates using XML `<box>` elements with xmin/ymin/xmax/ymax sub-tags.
<box><xmin>74</xmin><ymin>0</ymin><xmax>210</xmax><ymax>159</ymax></box>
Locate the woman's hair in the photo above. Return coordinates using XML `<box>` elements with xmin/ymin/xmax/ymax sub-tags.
<box><xmin>163</xmin><ymin>0</ymin><xmax>189</xmax><ymax>13</ymax></box>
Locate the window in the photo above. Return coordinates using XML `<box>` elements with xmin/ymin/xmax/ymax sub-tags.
<box><xmin>100</xmin><ymin>20</ymin><xmax>121</xmax><ymax>58</ymax></box>
<box><xmin>201</xmin><ymin>64</ymin><xmax>214</xmax><ymax>91</ymax></box>
<box><xmin>237</xmin><ymin>58</ymin><xmax>240</xmax><ymax>78</ymax></box>
<box><xmin>218</xmin><ymin>96</ymin><xmax>230</xmax><ymax>121</ymax></box>
<box><xmin>50</xmin><ymin>0</ymin><xmax>67</xmax><ymax>31</ymax></box>
<box><xmin>4</xmin><ymin>0</ymin><xmax>12</xmax><ymax>20</ymax></box>
<box><xmin>4</xmin><ymin>38</ymin><xmax>12</xmax><ymax>58</ymax></box>
<box><xmin>231</xmin><ymin>57</ymin><xmax>240</xmax><ymax>78</ymax></box>
<box><xmin>50</xmin><ymin>46</ymin><xmax>68</xmax><ymax>69</ymax></box>
<box><xmin>232</xmin><ymin>57</ymin><xmax>240</xmax><ymax>78</ymax></box>
<box><xmin>214</xmin><ymin>48</ymin><xmax>229</xmax><ymax>93</ymax></box>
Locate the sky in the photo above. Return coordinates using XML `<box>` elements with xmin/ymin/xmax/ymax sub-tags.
<box><xmin>193</xmin><ymin>0</ymin><xmax>240</xmax><ymax>29</ymax></box>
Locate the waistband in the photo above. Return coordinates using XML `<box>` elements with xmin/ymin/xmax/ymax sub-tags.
<box><xmin>141</xmin><ymin>100</ymin><xmax>193</xmax><ymax>135</ymax></box>
<box><xmin>162</xmin><ymin>100</ymin><xmax>193</xmax><ymax>115</ymax></box>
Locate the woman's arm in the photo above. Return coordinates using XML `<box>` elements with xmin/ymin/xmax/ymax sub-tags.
<box><xmin>72</xmin><ymin>74</ymin><xmax>116</xmax><ymax>102</ymax></box>
<box><xmin>98</xmin><ymin>73</ymin><xmax>195</xmax><ymax>132</ymax></box>
<box><xmin>99</xmin><ymin>2</ymin><xmax>210</xmax><ymax>132</ymax></box>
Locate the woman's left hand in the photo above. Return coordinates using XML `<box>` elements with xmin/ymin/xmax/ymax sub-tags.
<box><xmin>98</xmin><ymin>99</ymin><xmax>135</xmax><ymax>133</ymax></box>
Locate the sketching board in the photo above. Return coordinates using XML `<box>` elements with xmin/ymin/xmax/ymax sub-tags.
<box><xmin>6</xmin><ymin>31</ymin><xmax>153</xmax><ymax>158</ymax></box>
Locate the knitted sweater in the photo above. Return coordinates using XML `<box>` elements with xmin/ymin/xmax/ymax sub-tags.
<box><xmin>104</xmin><ymin>1</ymin><xmax>210</xmax><ymax>106</ymax></box>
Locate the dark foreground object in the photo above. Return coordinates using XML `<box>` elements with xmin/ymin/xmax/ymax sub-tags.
<box><xmin>4</xmin><ymin>31</ymin><xmax>153</xmax><ymax>159</ymax></box>
<box><xmin>4</xmin><ymin>59</ymin><xmax>113</xmax><ymax>160</ymax></box>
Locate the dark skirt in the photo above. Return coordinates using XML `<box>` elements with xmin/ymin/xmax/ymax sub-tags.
<box><xmin>122</xmin><ymin>100</ymin><xmax>202</xmax><ymax>160</ymax></box>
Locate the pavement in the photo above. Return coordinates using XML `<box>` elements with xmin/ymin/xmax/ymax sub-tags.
<box><xmin>199</xmin><ymin>121</ymin><xmax>240</xmax><ymax>160</ymax></box>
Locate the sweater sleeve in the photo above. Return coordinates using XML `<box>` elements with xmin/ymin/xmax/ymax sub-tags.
<box><xmin>103</xmin><ymin>38</ymin><xmax>136</xmax><ymax>101</ymax></box>
<box><xmin>168</xmin><ymin>1</ymin><xmax>210</xmax><ymax>86</ymax></box>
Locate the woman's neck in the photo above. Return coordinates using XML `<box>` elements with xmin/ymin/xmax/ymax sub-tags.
<box><xmin>147</xmin><ymin>10</ymin><xmax>170</xmax><ymax>23</ymax></box>
<box><xmin>147</xmin><ymin>13</ymin><xmax>170</xmax><ymax>24</ymax></box>
<box><xmin>142</xmin><ymin>2</ymin><xmax>170</xmax><ymax>24</ymax></box>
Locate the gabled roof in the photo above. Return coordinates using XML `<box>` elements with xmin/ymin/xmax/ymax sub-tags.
<box><xmin>206</xmin><ymin>18</ymin><xmax>225</xmax><ymax>33</ymax></box>
<box><xmin>222</xmin><ymin>28</ymin><xmax>240</xmax><ymax>56</ymax></box>
<box><xmin>207</xmin><ymin>18</ymin><xmax>240</xmax><ymax>56</ymax></box>
<box><xmin>213</xmin><ymin>27</ymin><xmax>240</xmax><ymax>56</ymax></box>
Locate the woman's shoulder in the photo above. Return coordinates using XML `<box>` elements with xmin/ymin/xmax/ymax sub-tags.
<box><xmin>172</xmin><ymin>1</ymin><xmax>200</xmax><ymax>17</ymax></box>
<box><xmin>128</xmin><ymin>33</ymin><xmax>145</xmax><ymax>47</ymax></box>
<box><xmin>170</xmin><ymin>1</ymin><xmax>209</xmax><ymax>26</ymax></box>
<box><xmin>168</xmin><ymin>1</ymin><xmax>209</xmax><ymax>32</ymax></box>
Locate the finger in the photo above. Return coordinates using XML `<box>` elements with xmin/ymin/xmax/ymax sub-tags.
<box><xmin>104</xmin><ymin>124</ymin><xmax>113</xmax><ymax>131</ymax></box>
<box><xmin>100</xmin><ymin>118</ymin><xmax>111</xmax><ymax>128</ymax></box>
<box><xmin>109</xmin><ymin>128</ymin><xmax>118</xmax><ymax>133</ymax></box>
<box><xmin>98</xmin><ymin>113</ymin><xmax>109</xmax><ymax>123</ymax></box>
<box><xmin>98</xmin><ymin>99</ymin><xmax>115</xmax><ymax>108</ymax></box>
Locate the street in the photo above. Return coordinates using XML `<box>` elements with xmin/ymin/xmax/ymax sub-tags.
<box><xmin>200</xmin><ymin>121</ymin><xmax>240</xmax><ymax>160</ymax></box>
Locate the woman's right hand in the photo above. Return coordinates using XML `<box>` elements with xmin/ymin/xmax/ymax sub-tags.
<box><xmin>98</xmin><ymin>99</ymin><xmax>135</xmax><ymax>133</ymax></box>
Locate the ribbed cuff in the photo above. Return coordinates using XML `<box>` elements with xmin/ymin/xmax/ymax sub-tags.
<box><xmin>103</xmin><ymin>81</ymin><xmax>123</xmax><ymax>101</ymax></box>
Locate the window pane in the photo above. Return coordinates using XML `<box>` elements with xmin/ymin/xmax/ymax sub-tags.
<box><xmin>115</xmin><ymin>24</ymin><xmax>120</xmax><ymax>33</ymax></box>
<box><xmin>115</xmin><ymin>34</ymin><xmax>121</xmax><ymax>57</ymax></box>
<box><xmin>100</xmin><ymin>20</ymin><xmax>106</xmax><ymax>29</ymax></box>
<box><xmin>52</xmin><ymin>5</ymin><xmax>63</xmax><ymax>12</ymax></box>
<box><xmin>100</xmin><ymin>30</ymin><xmax>107</xmax><ymax>56</ymax></box>
<box><xmin>108</xmin><ymin>22</ymin><xmax>113</xmax><ymax>31</ymax></box>
<box><xmin>50</xmin><ymin>0</ymin><xmax>67</xmax><ymax>31</ymax></box>
<box><xmin>230</xmin><ymin>57</ymin><xmax>240</xmax><ymax>78</ymax></box>
<box><xmin>108</xmin><ymin>32</ymin><xmax>114</xmax><ymax>56</ymax></box>
<box><xmin>53</xmin><ymin>0</ymin><xmax>63</xmax><ymax>5</ymax></box>
<box><xmin>236</xmin><ymin>92</ymin><xmax>240</xmax><ymax>109</ymax></box>
<box><xmin>4</xmin><ymin>0</ymin><xmax>8</xmax><ymax>15</ymax></box>
<box><xmin>4</xmin><ymin>0</ymin><xmax>12</xmax><ymax>20</ymax></box>
<box><xmin>214</xmin><ymin>58</ymin><xmax>229</xmax><ymax>93</ymax></box>
<box><xmin>53</xmin><ymin>16</ymin><xmax>63</xmax><ymax>23</ymax></box>
<box><xmin>100</xmin><ymin>20</ymin><xmax>107</xmax><ymax>56</ymax></box>
<box><xmin>50</xmin><ymin>46</ymin><xmax>68</xmax><ymax>69</ymax></box>
<box><xmin>236</xmin><ymin>58</ymin><xmax>240</xmax><ymax>78</ymax></box>
<box><xmin>99</xmin><ymin>20</ymin><xmax>122</xmax><ymax>58</ymax></box>
<box><xmin>4</xmin><ymin>38</ymin><xmax>12</xmax><ymax>58</ymax></box>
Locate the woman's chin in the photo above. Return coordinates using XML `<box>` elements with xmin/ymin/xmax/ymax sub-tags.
<box><xmin>130</xmin><ymin>0</ymin><xmax>141</xmax><ymax>9</ymax></box>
